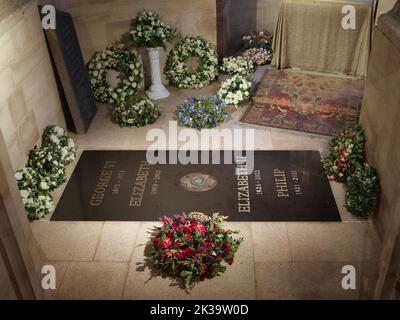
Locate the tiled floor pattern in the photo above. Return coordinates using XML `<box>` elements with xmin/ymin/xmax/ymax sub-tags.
<box><xmin>31</xmin><ymin>82</ymin><xmax>381</xmax><ymax>299</ymax></box>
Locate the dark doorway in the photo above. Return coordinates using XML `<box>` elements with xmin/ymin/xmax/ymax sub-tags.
<box><xmin>216</xmin><ymin>0</ymin><xmax>257</xmax><ymax>59</ymax></box>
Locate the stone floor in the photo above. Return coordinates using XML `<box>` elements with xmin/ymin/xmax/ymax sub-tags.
<box><xmin>30</xmin><ymin>81</ymin><xmax>382</xmax><ymax>300</ymax></box>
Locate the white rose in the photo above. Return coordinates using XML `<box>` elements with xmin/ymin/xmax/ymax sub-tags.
<box><xmin>20</xmin><ymin>190</ymin><xmax>29</xmax><ymax>199</ymax></box>
<box><xmin>40</xmin><ymin>182</ymin><xmax>49</xmax><ymax>190</ymax></box>
<box><xmin>61</xmin><ymin>148</ymin><xmax>68</xmax><ymax>158</ymax></box>
<box><xmin>67</xmin><ymin>138</ymin><xmax>75</xmax><ymax>148</ymax></box>
<box><xmin>15</xmin><ymin>172</ymin><xmax>23</xmax><ymax>180</ymax></box>
<box><xmin>50</xmin><ymin>134</ymin><xmax>59</xmax><ymax>144</ymax></box>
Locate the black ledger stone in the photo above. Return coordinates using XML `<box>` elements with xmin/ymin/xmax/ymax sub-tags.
<box><xmin>51</xmin><ymin>150</ymin><xmax>341</xmax><ymax>222</ymax></box>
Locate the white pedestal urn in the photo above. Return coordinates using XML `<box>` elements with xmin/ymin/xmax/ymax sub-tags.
<box><xmin>146</xmin><ymin>47</ymin><xmax>170</xmax><ymax>100</ymax></box>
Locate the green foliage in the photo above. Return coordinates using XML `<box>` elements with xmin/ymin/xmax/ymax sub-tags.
<box><xmin>345</xmin><ymin>163</ymin><xmax>380</xmax><ymax>219</ymax></box>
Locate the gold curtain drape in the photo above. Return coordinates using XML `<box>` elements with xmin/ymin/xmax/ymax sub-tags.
<box><xmin>272</xmin><ymin>0</ymin><xmax>374</xmax><ymax>78</ymax></box>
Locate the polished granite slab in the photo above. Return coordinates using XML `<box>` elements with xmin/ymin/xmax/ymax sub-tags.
<box><xmin>51</xmin><ymin>150</ymin><xmax>340</xmax><ymax>222</ymax></box>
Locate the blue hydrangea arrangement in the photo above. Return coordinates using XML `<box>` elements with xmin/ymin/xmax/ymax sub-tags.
<box><xmin>177</xmin><ymin>96</ymin><xmax>228</xmax><ymax>129</ymax></box>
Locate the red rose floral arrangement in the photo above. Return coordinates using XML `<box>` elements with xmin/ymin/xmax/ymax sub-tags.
<box><xmin>148</xmin><ymin>212</ymin><xmax>243</xmax><ymax>292</ymax></box>
<box><xmin>323</xmin><ymin>124</ymin><xmax>365</xmax><ymax>182</ymax></box>
<box><xmin>242</xmin><ymin>30</ymin><xmax>273</xmax><ymax>51</ymax></box>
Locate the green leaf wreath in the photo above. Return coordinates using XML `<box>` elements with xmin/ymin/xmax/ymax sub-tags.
<box><xmin>345</xmin><ymin>163</ymin><xmax>380</xmax><ymax>219</ymax></box>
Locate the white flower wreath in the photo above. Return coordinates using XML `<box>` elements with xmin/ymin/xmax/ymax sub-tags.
<box><xmin>87</xmin><ymin>47</ymin><xmax>143</xmax><ymax>104</ymax></box>
<box><xmin>165</xmin><ymin>36</ymin><xmax>218</xmax><ymax>89</ymax></box>
<box><xmin>217</xmin><ymin>74</ymin><xmax>252</xmax><ymax>107</ymax></box>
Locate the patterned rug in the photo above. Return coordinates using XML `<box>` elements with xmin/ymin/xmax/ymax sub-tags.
<box><xmin>241</xmin><ymin>69</ymin><xmax>364</xmax><ymax>136</ymax></box>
